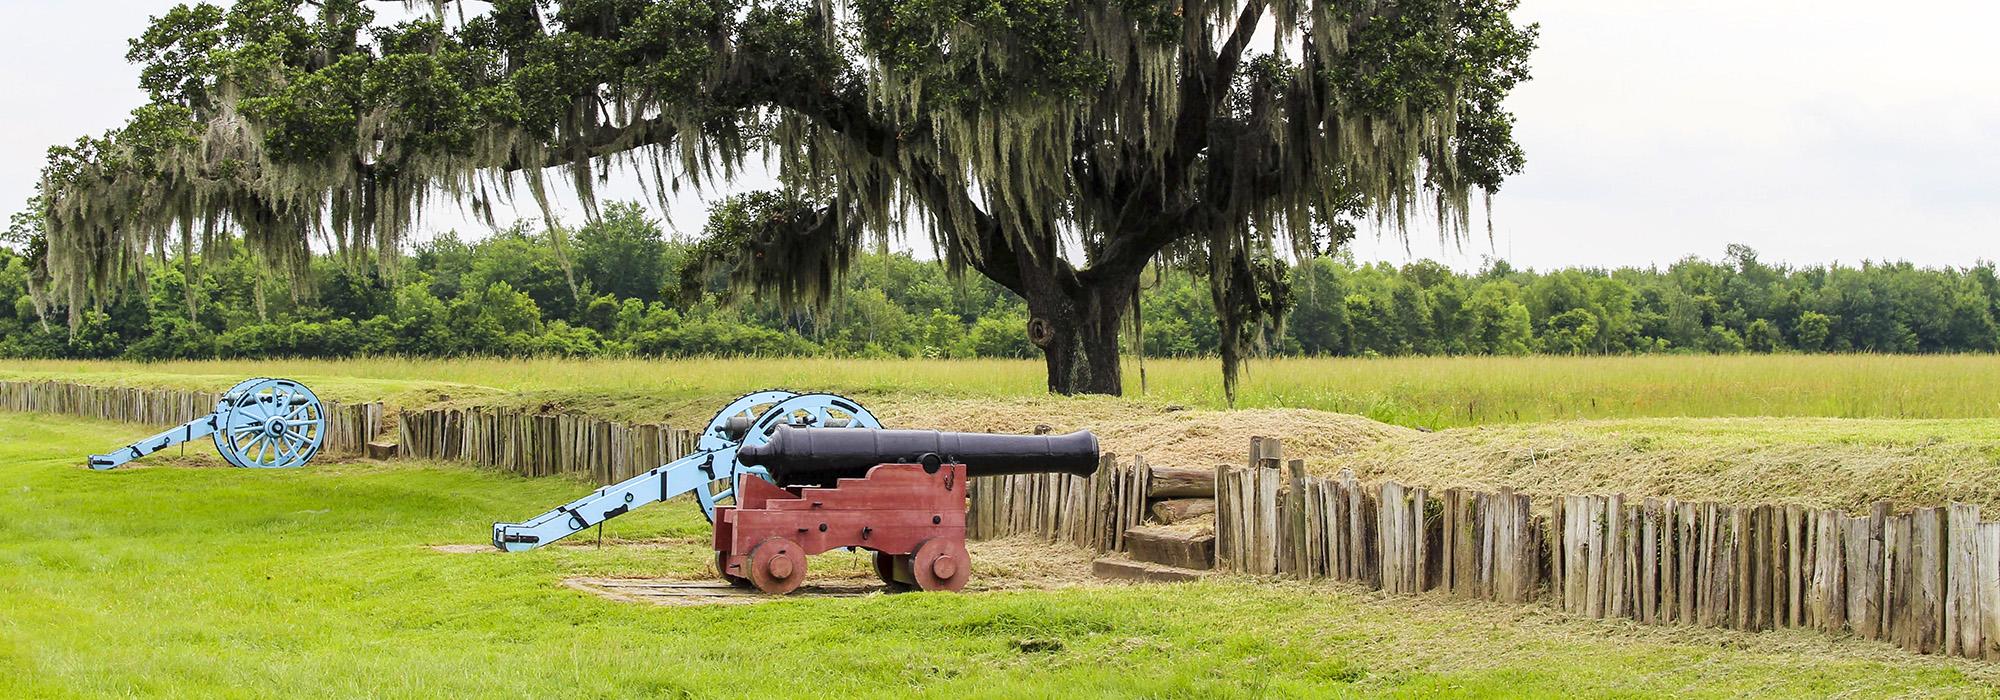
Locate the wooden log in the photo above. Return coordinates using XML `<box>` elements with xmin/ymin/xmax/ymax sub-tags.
<box><xmin>1568</xmin><ymin>496</ymin><xmax>1590</xmax><ymax>614</ymax></box>
<box><xmin>1732</xmin><ymin>506</ymin><xmax>1753</xmax><ymax>630</ymax></box>
<box><xmin>1550</xmin><ymin>495</ymin><xmax>1567</xmax><ymax>609</ymax></box>
<box><xmin>1257</xmin><ymin>462</ymin><xmax>1279</xmax><ymax>575</ymax></box>
<box><xmin>1129</xmin><ymin>457</ymin><xmax>1152</xmax><ymax>548</ymax></box>
<box><xmin>1357</xmin><ymin>474</ymin><xmax>1380</xmax><ymax>589</ymax></box>
<box><xmin>1705</xmin><ymin>504</ymin><xmax>1732</xmax><ymax>628</ymax></box>
<box><xmin>1124</xmin><ymin>526</ymin><xmax>1216</xmax><ymax>570</ymax></box>
<box><xmin>1767</xmin><ymin>504</ymin><xmax>1786</xmax><ymax>629</ymax></box>
<box><xmin>1211</xmin><ymin>464</ymin><xmax>1232</xmax><ymax>571</ymax></box>
<box><xmin>1299</xmin><ymin>477</ymin><xmax>1318</xmax><ymax>578</ymax></box>
<box><xmin>1865</xmin><ymin>502</ymin><xmax>1889</xmax><ymax>640</ymax></box>
<box><xmin>1150</xmin><ymin>467</ymin><xmax>1217</xmax><ymax>498</ymax></box>
<box><xmin>1946</xmin><ymin>503</ymin><xmax>1982</xmax><ymax>658</ymax></box>
<box><xmin>1815</xmin><ymin>509</ymin><xmax>1845</xmax><ymax>633</ymax></box>
<box><xmin>365</xmin><ymin>440</ymin><xmax>398</xmax><ymax>460</ymax></box>
<box><xmin>1887</xmin><ymin>512</ymin><xmax>1913</xmax><ymax>649</ymax></box>
<box><xmin>1330</xmin><ymin>475</ymin><xmax>1350</xmax><ymax>580</ymax></box>
<box><xmin>1912</xmin><ymin>507</ymin><xmax>1944</xmax><ymax>654</ymax></box>
<box><xmin>1502</xmin><ymin>489</ymin><xmax>1536</xmax><ymax>604</ymax></box>
<box><xmin>1480</xmin><ymin>490</ymin><xmax>1499</xmax><ymax>599</ymax></box>
<box><xmin>1844</xmin><ymin>515</ymin><xmax>1878</xmax><ymax>639</ymax></box>
<box><xmin>1785</xmin><ymin>505</ymin><xmax>1804</xmax><ymax>628</ymax></box>
<box><xmin>1749</xmin><ymin>505</ymin><xmax>1769</xmax><ymax>631</ymax></box>
<box><xmin>1150</xmin><ymin>498</ymin><xmax>1216</xmax><ymax>524</ymax></box>
<box><xmin>1980</xmin><ymin>522</ymin><xmax>2000</xmax><ymax>661</ymax></box>
<box><xmin>1092</xmin><ymin>556</ymin><xmax>1205</xmax><ymax>583</ymax></box>
<box><xmin>1641</xmin><ymin>498</ymin><xmax>1660</xmax><ymax>624</ymax></box>
<box><xmin>1320</xmin><ymin>479</ymin><xmax>1338</xmax><ymax>579</ymax></box>
<box><xmin>1413</xmin><ymin>486</ymin><xmax>1431</xmax><ymax>592</ymax></box>
<box><xmin>1379</xmin><ymin>482</ymin><xmax>1406</xmax><ymax>593</ymax></box>
<box><xmin>1658</xmin><ymin>498</ymin><xmax>1678</xmax><ymax>624</ymax></box>
<box><xmin>1284</xmin><ymin>459</ymin><xmax>1308</xmax><ymax>578</ymax></box>
<box><xmin>1603</xmin><ymin>495</ymin><xmax>1626</xmax><ymax>618</ymax></box>
<box><xmin>1677</xmin><ymin>501</ymin><xmax>1696</xmax><ymax>624</ymax></box>
<box><xmin>1440</xmin><ymin>489</ymin><xmax>1461</xmax><ymax>595</ymax></box>
<box><xmin>1586</xmin><ymin>496</ymin><xmax>1607</xmax><ymax>618</ymax></box>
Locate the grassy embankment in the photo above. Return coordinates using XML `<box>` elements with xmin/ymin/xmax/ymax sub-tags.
<box><xmin>4</xmin><ymin>354</ymin><xmax>1998</xmax><ymax>429</ymax></box>
<box><xmin>11</xmin><ymin>355</ymin><xmax>2000</xmax><ymax>511</ymax></box>
<box><xmin>3</xmin><ymin>412</ymin><xmax>1994</xmax><ymax>697</ymax></box>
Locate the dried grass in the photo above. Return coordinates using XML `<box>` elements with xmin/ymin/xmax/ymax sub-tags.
<box><xmin>1319</xmin><ymin>417</ymin><xmax>2000</xmax><ymax>513</ymax></box>
<box><xmin>873</xmin><ymin>395</ymin><xmax>1410</xmax><ymax>470</ymax></box>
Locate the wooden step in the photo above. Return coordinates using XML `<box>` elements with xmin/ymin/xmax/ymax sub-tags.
<box><xmin>1124</xmin><ymin>525</ymin><xmax>1215</xmax><ymax>570</ymax></box>
<box><xmin>1092</xmin><ymin>557</ymin><xmax>1207</xmax><ymax>583</ymax></box>
<box><xmin>1150</xmin><ymin>498</ymin><xmax>1215</xmax><ymax>525</ymax></box>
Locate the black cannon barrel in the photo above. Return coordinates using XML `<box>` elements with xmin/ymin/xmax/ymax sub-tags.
<box><xmin>736</xmin><ymin>426</ymin><xmax>1100</xmax><ymax>483</ymax></box>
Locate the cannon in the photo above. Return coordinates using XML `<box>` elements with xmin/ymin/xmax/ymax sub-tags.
<box><xmin>86</xmin><ymin>377</ymin><xmax>326</xmax><ymax>470</ymax></box>
<box><xmin>492</xmin><ymin>391</ymin><xmax>1100</xmax><ymax>594</ymax></box>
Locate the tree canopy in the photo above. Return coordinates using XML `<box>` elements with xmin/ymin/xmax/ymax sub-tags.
<box><xmin>35</xmin><ymin>0</ymin><xmax>1536</xmax><ymax>397</ymax></box>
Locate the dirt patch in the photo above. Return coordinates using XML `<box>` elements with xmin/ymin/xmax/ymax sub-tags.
<box><xmin>430</xmin><ymin>543</ymin><xmax>491</xmax><ymax>554</ymax></box>
<box><xmin>873</xmin><ymin>395</ymin><xmax>1409</xmax><ymax>470</ymax></box>
<box><xmin>566</xmin><ymin>578</ymin><xmax>890</xmax><ymax>605</ymax></box>
<box><xmin>445</xmin><ymin>536</ymin><xmax>1102</xmax><ymax>605</ymax></box>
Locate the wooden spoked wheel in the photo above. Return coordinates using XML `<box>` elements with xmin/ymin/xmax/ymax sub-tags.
<box><xmin>746</xmin><ymin>537</ymin><xmax>807</xmax><ymax>594</ymax></box>
<box><xmin>908</xmin><ymin>538</ymin><xmax>970</xmax><ymax>592</ymax></box>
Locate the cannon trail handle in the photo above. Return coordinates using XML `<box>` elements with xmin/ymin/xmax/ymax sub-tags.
<box><xmin>87</xmin><ymin>415</ymin><xmax>222</xmax><ymax>470</ymax></box>
<box><xmin>491</xmin><ymin>448</ymin><xmax>755</xmax><ymax>551</ymax></box>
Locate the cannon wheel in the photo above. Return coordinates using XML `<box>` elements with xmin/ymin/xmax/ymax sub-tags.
<box><xmin>909</xmin><ymin>538</ymin><xmax>970</xmax><ymax>592</ymax></box>
<box><xmin>691</xmin><ymin>391</ymin><xmax>885</xmax><ymax>521</ymax></box>
<box><xmin>746</xmin><ymin>537</ymin><xmax>807</xmax><ymax>595</ymax></box>
<box><xmin>717</xmin><ymin>551</ymin><xmax>753</xmax><ymax>589</ymax></box>
<box><xmin>214</xmin><ymin>378</ymin><xmax>325</xmax><ymax>469</ymax></box>
<box><xmin>873</xmin><ymin>551</ymin><xmax>913</xmax><ymax>592</ymax></box>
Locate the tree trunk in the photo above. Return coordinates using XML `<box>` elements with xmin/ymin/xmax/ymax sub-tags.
<box><xmin>1020</xmin><ymin>262</ymin><xmax>1133</xmax><ymax>396</ymax></box>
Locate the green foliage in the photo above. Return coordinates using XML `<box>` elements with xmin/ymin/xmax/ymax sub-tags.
<box><xmin>574</xmin><ymin>202</ymin><xmax>670</xmax><ymax>302</ymax></box>
<box><xmin>966</xmin><ymin>311</ymin><xmax>1036</xmax><ymax>359</ymax></box>
<box><xmin>1541</xmin><ymin>308</ymin><xmax>1599</xmax><ymax>355</ymax></box>
<box><xmin>464</xmin><ymin>224</ymin><xmax>580</xmax><ymax>320</ymax></box>
<box><xmin>9</xmin><ymin>225</ymin><xmax>2000</xmax><ymax>363</ymax></box>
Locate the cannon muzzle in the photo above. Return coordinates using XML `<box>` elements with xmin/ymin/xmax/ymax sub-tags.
<box><xmin>736</xmin><ymin>426</ymin><xmax>1100</xmax><ymax>483</ymax></box>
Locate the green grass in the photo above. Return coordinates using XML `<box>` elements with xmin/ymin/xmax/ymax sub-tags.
<box><xmin>7</xmin><ymin>354</ymin><xmax>2000</xmax><ymax>428</ymax></box>
<box><xmin>2</xmin><ymin>412</ymin><xmax>1996</xmax><ymax>697</ymax></box>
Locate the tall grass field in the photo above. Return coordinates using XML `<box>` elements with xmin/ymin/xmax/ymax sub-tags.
<box><xmin>4</xmin><ymin>354</ymin><xmax>1997</xmax><ymax>428</ymax></box>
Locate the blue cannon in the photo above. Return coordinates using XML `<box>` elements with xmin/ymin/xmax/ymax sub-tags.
<box><xmin>87</xmin><ymin>377</ymin><xmax>327</xmax><ymax>470</ymax></box>
<box><xmin>492</xmin><ymin>390</ymin><xmax>882</xmax><ymax>551</ymax></box>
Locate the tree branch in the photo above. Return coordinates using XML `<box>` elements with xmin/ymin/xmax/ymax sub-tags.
<box><xmin>1216</xmin><ymin>0</ymin><xmax>1269</xmax><ymax>89</ymax></box>
<box><xmin>498</xmin><ymin>117</ymin><xmax>678</xmax><ymax>173</ymax></box>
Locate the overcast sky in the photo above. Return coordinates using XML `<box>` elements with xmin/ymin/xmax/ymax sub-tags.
<box><xmin>1</xmin><ymin>0</ymin><xmax>1994</xmax><ymax>271</ymax></box>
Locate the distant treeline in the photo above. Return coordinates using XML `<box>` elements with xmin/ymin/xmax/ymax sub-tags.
<box><xmin>2</xmin><ymin>203</ymin><xmax>1996</xmax><ymax>360</ymax></box>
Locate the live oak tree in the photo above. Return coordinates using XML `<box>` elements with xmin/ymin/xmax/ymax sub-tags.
<box><xmin>36</xmin><ymin>0</ymin><xmax>1535</xmax><ymax>396</ymax></box>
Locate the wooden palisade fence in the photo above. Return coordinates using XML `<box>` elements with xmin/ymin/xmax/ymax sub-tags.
<box><xmin>966</xmin><ymin>454</ymin><xmax>1152</xmax><ymax>554</ymax></box>
<box><xmin>397</xmin><ymin>407</ymin><xmax>694</xmax><ymax>484</ymax></box>
<box><xmin>977</xmin><ymin>433</ymin><xmax>2000</xmax><ymax>661</ymax></box>
<box><xmin>0</xmin><ymin>380</ymin><xmax>383</xmax><ymax>456</ymax></box>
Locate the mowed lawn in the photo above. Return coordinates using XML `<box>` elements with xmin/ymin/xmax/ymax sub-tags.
<box><xmin>1</xmin><ymin>413</ymin><xmax>1994</xmax><ymax>698</ymax></box>
<box><xmin>7</xmin><ymin>353</ymin><xmax>2000</xmax><ymax>429</ymax></box>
